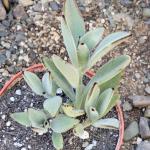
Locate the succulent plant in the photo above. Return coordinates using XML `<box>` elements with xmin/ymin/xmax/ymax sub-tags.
<box><xmin>11</xmin><ymin>0</ymin><xmax>131</xmax><ymax>149</ymax></box>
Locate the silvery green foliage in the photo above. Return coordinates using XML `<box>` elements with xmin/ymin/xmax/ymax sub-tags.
<box><xmin>11</xmin><ymin>0</ymin><xmax>131</xmax><ymax>149</ymax></box>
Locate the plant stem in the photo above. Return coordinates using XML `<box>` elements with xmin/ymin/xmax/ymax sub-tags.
<box><xmin>75</xmin><ymin>72</ymin><xmax>84</xmax><ymax>109</ymax></box>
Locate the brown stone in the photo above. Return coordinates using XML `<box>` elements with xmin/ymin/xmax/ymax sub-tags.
<box><xmin>0</xmin><ymin>0</ymin><xmax>6</xmax><ymax>20</ymax></box>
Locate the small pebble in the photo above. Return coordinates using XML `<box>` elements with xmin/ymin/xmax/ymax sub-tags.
<box><xmin>145</xmin><ymin>86</ymin><xmax>150</xmax><ymax>94</ymax></box>
<box><xmin>21</xmin><ymin>147</ymin><xmax>27</xmax><ymax>150</ymax></box>
<box><xmin>6</xmin><ymin>121</ymin><xmax>11</xmax><ymax>127</ymax></box>
<box><xmin>15</xmin><ymin>89</ymin><xmax>22</xmax><ymax>95</ymax></box>
<box><xmin>1</xmin><ymin>114</ymin><xmax>6</xmax><ymax>120</ymax></box>
<box><xmin>10</xmin><ymin>97</ymin><xmax>15</xmax><ymax>102</ymax></box>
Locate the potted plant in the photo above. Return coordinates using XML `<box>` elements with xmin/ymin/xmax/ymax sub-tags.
<box><xmin>0</xmin><ymin>0</ymin><xmax>131</xmax><ymax>149</ymax></box>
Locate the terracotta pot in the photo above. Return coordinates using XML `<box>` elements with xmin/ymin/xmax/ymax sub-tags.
<box><xmin>0</xmin><ymin>64</ymin><xmax>124</xmax><ymax>150</ymax></box>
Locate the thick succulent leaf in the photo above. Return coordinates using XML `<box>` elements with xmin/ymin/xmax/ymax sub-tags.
<box><xmin>32</xmin><ymin>127</ymin><xmax>48</xmax><ymax>134</ymax></box>
<box><xmin>84</xmin><ymin>83</ymin><xmax>100</xmax><ymax>113</ymax></box>
<box><xmin>62</xmin><ymin>103</ymin><xmax>85</xmax><ymax>118</ymax></box>
<box><xmin>10</xmin><ymin>112</ymin><xmax>31</xmax><ymax>127</ymax></box>
<box><xmin>77</xmin><ymin>43</ymin><xmax>89</xmax><ymax>70</ymax></box>
<box><xmin>28</xmin><ymin>108</ymin><xmax>47</xmax><ymax>128</ymax></box>
<box><xmin>61</xmin><ymin>18</ymin><xmax>78</xmax><ymax>67</ymax></box>
<box><xmin>64</xmin><ymin>0</ymin><xmax>85</xmax><ymax>45</ymax></box>
<box><xmin>93</xmin><ymin>118</ymin><xmax>119</xmax><ymax>129</ymax></box>
<box><xmin>43</xmin><ymin>57</ymin><xmax>75</xmax><ymax>101</ymax></box>
<box><xmin>23</xmin><ymin>71</ymin><xmax>44</xmax><ymax>96</ymax></box>
<box><xmin>90</xmin><ymin>55</ymin><xmax>130</xmax><ymax>86</ymax></box>
<box><xmin>51</xmin><ymin>114</ymin><xmax>79</xmax><ymax>133</ymax></box>
<box><xmin>52</xmin><ymin>55</ymin><xmax>79</xmax><ymax>88</ymax></box>
<box><xmin>43</xmin><ymin>96</ymin><xmax>62</xmax><ymax>117</ymax></box>
<box><xmin>52</xmin><ymin>132</ymin><xmax>63</xmax><ymax>150</ymax></box>
<box><xmin>87</xmin><ymin>107</ymin><xmax>99</xmax><ymax>121</ymax></box>
<box><xmin>42</xmin><ymin>72</ymin><xmax>52</xmax><ymax>96</ymax></box>
<box><xmin>88</xmin><ymin>32</ymin><xmax>131</xmax><ymax>68</ymax></box>
<box><xmin>80</xmin><ymin>55</ymin><xmax>130</xmax><ymax>109</ymax></box>
<box><xmin>100</xmin><ymin>72</ymin><xmax>123</xmax><ymax>93</ymax></box>
<box><xmin>103</xmin><ymin>94</ymin><xmax>120</xmax><ymax>117</ymax></box>
<box><xmin>80</xmin><ymin>28</ymin><xmax>104</xmax><ymax>50</ymax></box>
<box><xmin>97</xmin><ymin>88</ymin><xmax>114</xmax><ymax>116</ymax></box>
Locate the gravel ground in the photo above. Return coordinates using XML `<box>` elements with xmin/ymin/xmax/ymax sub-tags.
<box><xmin>0</xmin><ymin>0</ymin><xmax>150</xmax><ymax>150</ymax></box>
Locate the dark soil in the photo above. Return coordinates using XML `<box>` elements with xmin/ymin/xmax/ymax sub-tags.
<box><xmin>0</xmin><ymin>79</ymin><xmax>119</xmax><ymax>150</ymax></box>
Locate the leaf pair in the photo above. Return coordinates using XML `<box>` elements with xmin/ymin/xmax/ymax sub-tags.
<box><xmin>24</xmin><ymin>71</ymin><xmax>57</xmax><ymax>97</ymax></box>
<box><xmin>80</xmin><ymin>55</ymin><xmax>130</xmax><ymax>109</ymax></box>
<box><xmin>11</xmin><ymin>108</ymin><xmax>49</xmax><ymax>134</ymax></box>
<box><xmin>43</xmin><ymin>96</ymin><xmax>62</xmax><ymax>117</ymax></box>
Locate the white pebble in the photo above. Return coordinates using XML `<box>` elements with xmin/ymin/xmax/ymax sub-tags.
<box><xmin>1</xmin><ymin>115</ymin><xmax>6</xmax><ymax>120</ymax></box>
<box><xmin>56</xmin><ymin>88</ymin><xmax>63</xmax><ymax>94</ymax></box>
<box><xmin>101</xmin><ymin>19</ymin><xmax>105</xmax><ymax>24</ymax></box>
<box><xmin>14</xmin><ymin>142</ymin><xmax>23</xmax><ymax>147</ymax></box>
<box><xmin>15</xmin><ymin>89</ymin><xmax>22</xmax><ymax>95</ymax></box>
<box><xmin>21</xmin><ymin>147</ymin><xmax>27</xmax><ymax>150</ymax></box>
<box><xmin>137</xmin><ymin>137</ymin><xmax>142</xmax><ymax>144</ymax></box>
<box><xmin>28</xmin><ymin>145</ymin><xmax>31</xmax><ymax>149</ymax></box>
<box><xmin>10</xmin><ymin>97</ymin><xmax>15</xmax><ymax>102</ymax></box>
<box><xmin>6</xmin><ymin>121</ymin><xmax>11</xmax><ymax>127</ymax></box>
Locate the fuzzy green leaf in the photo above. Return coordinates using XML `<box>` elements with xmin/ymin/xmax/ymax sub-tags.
<box><xmin>61</xmin><ymin>18</ymin><xmax>78</xmax><ymax>67</ymax></box>
<box><xmin>84</xmin><ymin>83</ymin><xmax>100</xmax><ymax>113</ymax></box>
<box><xmin>80</xmin><ymin>55</ymin><xmax>130</xmax><ymax>109</ymax></box>
<box><xmin>51</xmin><ymin>114</ymin><xmax>79</xmax><ymax>133</ymax></box>
<box><xmin>28</xmin><ymin>108</ymin><xmax>47</xmax><ymax>128</ymax></box>
<box><xmin>97</xmin><ymin>88</ymin><xmax>114</xmax><ymax>116</ymax></box>
<box><xmin>42</xmin><ymin>72</ymin><xmax>53</xmax><ymax>96</ymax></box>
<box><xmin>64</xmin><ymin>0</ymin><xmax>85</xmax><ymax>45</ymax></box>
<box><xmin>88</xmin><ymin>32</ymin><xmax>131</xmax><ymax>68</ymax></box>
<box><xmin>87</xmin><ymin>107</ymin><xmax>99</xmax><ymax>121</ymax></box>
<box><xmin>100</xmin><ymin>72</ymin><xmax>123</xmax><ymax>93</ymax></box>
<box><xmin>52</xmin><ymin>132</ymin><xmax>63</xmax><ymax>150</ymax></box>
<box><xmin>80</xmin><ymin>27</ymin><xmax>104</xmax><ymax>50</ymax></box>
<box><xmin>62</xmin><ymin>103</ymin><xmax>85</xmax><ymax>118</ymax></box>
<box><xmin>43</xmin><ymin>57</ymin><xmax>75</xmax><ymax>101</ymax></box>
<box><xmin>77</xmin><ymin>43</ymin><xmax>89</xmax><ymax>70</ymax></box>
<box><xmin>24</xmin><ymin>71</ymin><xmax>44</xmax><ymax>96</ymax></box>
<box><xmin>103</xmin><ymin>94</ymin><xmax>120</xmax><ymax>117</ymax></box>
<box><xmin>91</xmin><ymin>55</ymin><xmax>130</xmax><ymax>85</ymax></box>
<box><xmin>93</xmin><ymin>118</ymin><xmax>119</xmax><ymax>129</ymax></box>
<box><xmin>10</xmin><ymin>112</ymin><xmax>31</xmax><ymax>127</ymax></box>
<box><xmin>52</xmin><ymin>55</ymin><xmax>79</xmax><ymax>88</ymax></box>
<box><xmin>43</xmin><ymin>96</ymin><xmax>62</xmax><ymax>117</ymax></box>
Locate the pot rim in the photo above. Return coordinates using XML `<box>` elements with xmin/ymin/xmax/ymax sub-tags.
<box><xmin>0</xmin><ymin>64</ymin><xmax>124</xmax><ymax>150</ymax></box>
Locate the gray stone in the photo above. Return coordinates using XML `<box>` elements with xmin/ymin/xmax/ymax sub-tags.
<box><xmin>123</xmin><ymin>101</ymin><xmax>133</xmax><ymax>111</ymax></box>
<box><xmin>145</xmin><ymin>86</ymin><xmax>150</xmax><ymax>94</ymax></box>
<box><xmin>0</xmin><ymin>0</ymin><xmax>6</xmax><ymax>20</ymax></box>
<box><xmin>15</xmin><ymin>32</ymin><xmax>26</xmax><ymax>42</ymax></box>
<box><xmin>0</xmin><ymin>31</ymin><xmax>8</xmax><ymax>37</ymax></box>
<box><xmin>136</xmin><ymin>141</ymin><xmax>150</xmax><ymax>150</ymax></box>
<box><xmin>120</xmin><ymin>0</ymin><xmax>133</xmax><ymax>7</ymax></box>
<box><xmin>129</xmin><ymin>95</ymin><xmax>150</xmax><ymax>107</ymax></box>
<box><xmin>138</xmin><ymin>36</ymin><xmax>147</xmax><ymax>44</ymax></box>
<box><xmin>0</xmin><ymin>54</ymin><xmax>7</xmax><ymax>65</ymax></box>
<box><xmin>124</xmin><ymin>121</ymin><xmax>139</xmax><ymax>141</ymax></box>
<box><xmin>143</xmin><ymin>8</ymin><xmax>150</xmax><ymax>18</ymax></box>
<box><xmin>145</xmin><ymin>106</ymin><xmax>150</xmax><ymax>118</ymax></box>
<box><xmin>49</xmin><ymin>1</ymin><xmax>59</xmax><ymax>11</ymax></box>
<box><xmin>19</xmin><ymin>0</ymin><xmax>33</xmax><ymax>7</ymax></box>
<box><xmin>135</xmin><ymin>73</ymin><xmax>141</xmax><ymax>79</ymax></box>
<box><xmin>139</xmin><ymin>117</ymin><xmax>150</xmax><ymax>139</ymax></box>
<box><xmin>33</xmin><ymin>3</ymin><xmax>43</xmax><ymax>12</ymax></box>
<box><xmin>13</xmin><ymin>5</ymin><xmax>27</xmax><ymax>19</ymax></box>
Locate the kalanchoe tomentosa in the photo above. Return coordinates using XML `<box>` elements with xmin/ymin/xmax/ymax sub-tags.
<box><xmin>11</xmin><ymin>0</ymin><xmax>131</xmax><ymax>149</ymax></box>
